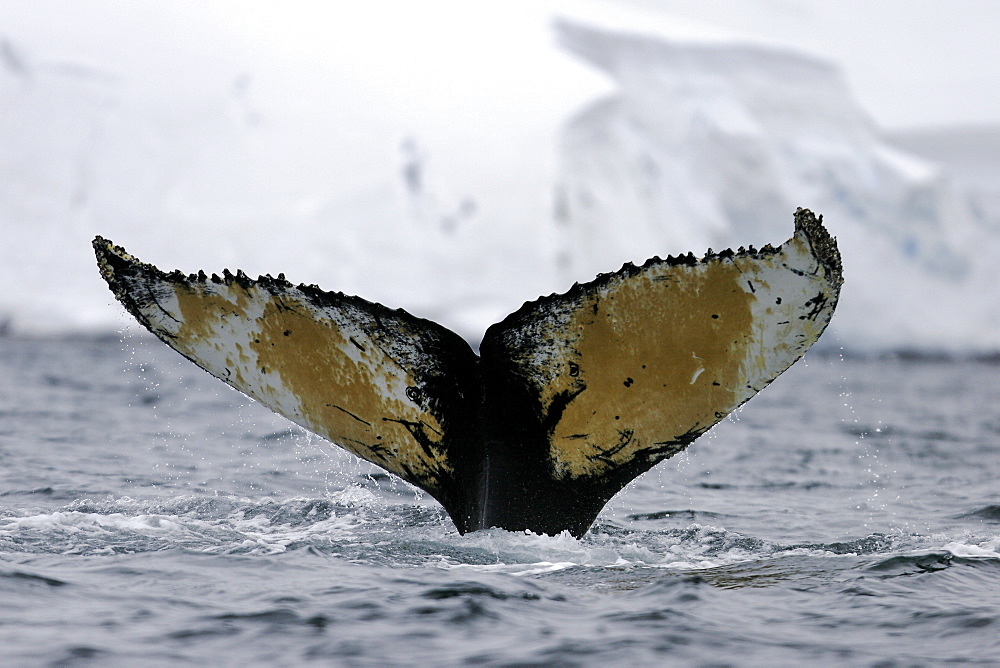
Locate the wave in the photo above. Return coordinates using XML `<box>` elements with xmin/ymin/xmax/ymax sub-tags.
<box><xmin>957</xmin><ymin>505</ymin><xmax>1000</xmax><ymax>522</ymax></box>
<box><xmin>865</xmin><ymin>551</ymin><xmax>990</xmax><ymax>575</ymax></box>
<box><xmin>3</xmin><ymin>493</ymin><xmax>996</xmax><ymax>582</ymax></box>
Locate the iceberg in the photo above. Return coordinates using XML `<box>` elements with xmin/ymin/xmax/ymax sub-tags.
<box><xmin>552</xmin><ymin>18</ymin><xmax>997</xmax><ymax>352</ymax></box>
<box><xmin>1</xmin><ymin>2</ymin><xmax>997</xmax><ymax>352</ymax></box>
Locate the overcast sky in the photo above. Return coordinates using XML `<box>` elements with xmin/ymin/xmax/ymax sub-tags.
<box><xmin>3</xmin><ymin>0</ymin><xmax>998</xmax><ymax>131</ymax></box>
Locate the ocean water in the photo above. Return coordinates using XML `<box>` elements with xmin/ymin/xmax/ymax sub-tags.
<box><xmin>1</xmin><ymin>334</ymin><xmax>998</xmax><ymax>666</ymax></box>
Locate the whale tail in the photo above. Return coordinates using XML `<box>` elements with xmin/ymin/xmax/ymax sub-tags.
<box><xmin>95</xmin><ymin>208</ymin><xmax>842</xmax><ymax>537</ymax></box>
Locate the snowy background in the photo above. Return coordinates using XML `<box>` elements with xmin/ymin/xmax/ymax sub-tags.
<box><xmin>2</xmin><ymin>0</ymin><xmax>998</xmax><ymax>352</ymax></box>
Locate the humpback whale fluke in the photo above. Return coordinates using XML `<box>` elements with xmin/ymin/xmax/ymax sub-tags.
<box><xmin>94</xmin><ymin>208</ymin><xmax>842</xmax><ymax>537</ymax></box>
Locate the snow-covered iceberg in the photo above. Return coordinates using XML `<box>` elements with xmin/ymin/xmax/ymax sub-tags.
<box><xmin>552</xmin><ymin>18</ymin><xmax>997</xmax><ymax>352</ymax></box>
<box><xmin>1</xmin><ymin>3</ymin><xmax>997</xmax><ymax>352</ymax></box>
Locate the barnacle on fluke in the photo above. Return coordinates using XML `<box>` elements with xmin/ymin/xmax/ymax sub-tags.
<box><xmin>94</xmin><ymin>208</ymin><xmax>842</xmax><ymax>537</ymax></box>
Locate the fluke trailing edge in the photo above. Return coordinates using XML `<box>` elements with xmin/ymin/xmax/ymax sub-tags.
<box><xmin>94</xmin><ymin>208</ymin><xmax>842</xmax><ymax>537</ymax></box>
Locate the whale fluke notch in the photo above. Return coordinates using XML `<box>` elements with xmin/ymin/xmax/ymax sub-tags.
<box><xmin>94</xmin><ymin>208</ymin><xmax>842</xmax><ymax>537</ymax></box>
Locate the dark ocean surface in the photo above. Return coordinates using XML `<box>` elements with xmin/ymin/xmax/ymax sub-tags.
<box><xmin>1</xmin><ymin>335</ymin><xmax>998</xmax><ymax>666</ymax></box>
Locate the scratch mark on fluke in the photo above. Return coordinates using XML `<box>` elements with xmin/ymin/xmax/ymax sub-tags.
<box><xmin>93</xmin><ymin>208</ymin><xmax>842</xmax><ymax>537</ymax></box>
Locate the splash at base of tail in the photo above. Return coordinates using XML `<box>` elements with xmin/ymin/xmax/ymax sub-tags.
<box><xmin>94</xmin><ymin>208</ymin><xmax>842</xmax><ymax>537</ymax></box>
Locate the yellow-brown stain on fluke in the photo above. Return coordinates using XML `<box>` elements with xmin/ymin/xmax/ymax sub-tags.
<box><xmin>548</xmin><ymin>259</ymin><xmax>754</xmax><ymax>478</ymax></box>
<box><xmin>172</xmin><ymin>286</ymin><xmax>238</xmax><ymax>355</ymax></box>
<box><xmin>253</xmin><ymin>297</ymin><xmax>449</xmax><ymax>480</ymax></box>
<box><xmin>168</xmin><ymin>282</ymin><xmax>451</xmax><ymax>490</ymax></box>
<box><xmin>169</xmin><ymin>284</ymin><xmax>262</xmax><ymax>393</ymax></box>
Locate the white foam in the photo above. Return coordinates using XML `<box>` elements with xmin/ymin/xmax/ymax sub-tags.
<box><xmin>4</xmin><ymin>510</ymin><xmax>189</xmax><ymax>533</ymax></box>
<box><xmin>943</xmin><ymin>539</ymin><xmax>1000</xmax><ymax>559</ymax></box>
